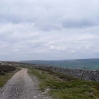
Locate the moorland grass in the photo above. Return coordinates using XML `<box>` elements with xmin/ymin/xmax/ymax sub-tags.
<box><xmin>0</xmin><ymin>67</ymin><xmax>20</xmax><ymax>87</ymax></box>
<box><xmin>29</xmin><ymin>68</ymin><xmax>99</xmax><ymax>99</ymax></box>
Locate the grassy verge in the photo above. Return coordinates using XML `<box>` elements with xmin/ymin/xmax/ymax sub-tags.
<box><xmin>0</xmin><ymin>67</ymin><xmax>20</xmax><ymax>87</ymax></box>
<box><xmin>29</xmin><ymin>68</ymin><xmax>99</xmax><ymax>99</ymax></box>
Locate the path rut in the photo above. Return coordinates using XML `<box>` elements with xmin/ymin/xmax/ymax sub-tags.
<box><xmin>0</xmin><ymin>68</ymin><xmax>52</xmax><ymax>99</ymax></box>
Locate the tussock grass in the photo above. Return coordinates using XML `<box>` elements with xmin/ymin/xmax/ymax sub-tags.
<box><xmin>0</xmin><ymin>73</ymin><xmax>13</xmax><ymax>87</ymax></box>
<box><xmin>29</xmin><ymin>68</ymin><xmax>99</xmax><ymax>99</ymax></box>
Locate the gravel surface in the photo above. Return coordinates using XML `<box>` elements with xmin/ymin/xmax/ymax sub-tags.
<box><xmin>0</xmin><ymin>68</ymin><xmax>52</xmax><ymax>99</ymax></box>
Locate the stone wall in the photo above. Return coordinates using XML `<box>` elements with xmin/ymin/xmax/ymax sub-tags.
<box><xmin>31</xmin><ymin>64</ymin><xmax>99</xmax><ymax>82</ymax></box>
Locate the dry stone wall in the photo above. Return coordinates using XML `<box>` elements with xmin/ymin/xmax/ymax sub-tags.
<box><xmin>31</xmin><ymin>64</ymin><xmax>99</xmax><ymax>82</ymax></box>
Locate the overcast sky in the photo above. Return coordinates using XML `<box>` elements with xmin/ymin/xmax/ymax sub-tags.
<box><xmin>0</xmin><ymin>0</ymin><xmax>99</xmax><ymax>61</ymax></box>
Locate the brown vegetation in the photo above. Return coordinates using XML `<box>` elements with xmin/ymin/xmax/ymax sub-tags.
<box><xmin>0</xmin><ymin>65</ymin><xmax>16</xmax><ymax>75</ymax></box>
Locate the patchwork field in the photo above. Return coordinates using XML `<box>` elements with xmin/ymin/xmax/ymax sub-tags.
<box><xmin>22</xmin><ymin>58</ymin><xmax>99</xmax><ymax>70</ymax></box>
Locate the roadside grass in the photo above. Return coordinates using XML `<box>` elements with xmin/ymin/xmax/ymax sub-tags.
<box><xmin>0</xmin><ymin>67</ymin><xmax>20</xmax><ymax>87</ymax></box>
<box><xmin>29</xmin><ymin>68</ymin><xmax>99</xmax><ymax>99</ymax></box>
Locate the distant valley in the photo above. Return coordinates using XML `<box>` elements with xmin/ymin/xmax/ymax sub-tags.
<box><xmin>21</xmin><ymin>58</ymin><xmax>99</xmax><ymax>70</ymax></box>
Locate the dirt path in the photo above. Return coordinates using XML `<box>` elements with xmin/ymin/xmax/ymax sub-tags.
<box><xmin>0</xmin><ymin>68</ymin><xmax>52</xmax><ymax>99</ymax></box>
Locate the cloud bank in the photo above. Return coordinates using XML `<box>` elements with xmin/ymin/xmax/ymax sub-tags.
<box><xmin>0</xmin><ymin>0</ymin><xmax>99</xmax><ymax>61</ymax></box>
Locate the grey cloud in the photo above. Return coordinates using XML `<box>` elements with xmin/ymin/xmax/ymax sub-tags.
<box><xmin>26</xmin><ymin>41</ymin><xmax>45</xmax><ymax>49</ymax></box>
<box><xmin>0</xmin><ymin>0</ymin><xmax>99</xmax><ymax>60</ymax></box>
<box><xmin>61</xmin><ymin>17</ymin><xmax>99</xmax><ymax>28</ymax></box>
<box><xmin>1</xmin><ymin>0</ymin><xmax>99</xmax><ymax>30</ymax></box>
<box><xmin>36</xmin><ymin>23</ymin><xmax>61</xmax><ymax>31</ymax></box>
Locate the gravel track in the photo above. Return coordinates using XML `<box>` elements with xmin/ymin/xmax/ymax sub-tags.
<box><xmin>0</xmin><ymin>68</ymin><xmax>52</xmax><ymax>99</ymax></box>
